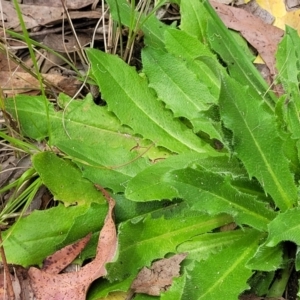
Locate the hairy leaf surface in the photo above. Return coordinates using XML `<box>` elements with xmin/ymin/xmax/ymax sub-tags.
<box><xmin>126</xmin><ymin>153</ymin><xmax>209</xmax><ymax>201</ymax></box>
<box><xmin>164</xmin><ymin>167</ymin><xmax>276</xmax><ymax>231</ymax></box>
<box><xmin>266</xmin><ymin>207</ymin><xmax>300</xmax><ymax>247</ymax></box>
<box><xmin>106</xmin><ymin>205</ymin><xmax>233</xmax><ymax>281</ymax></box>
<box><xmin>142</xmin><ymin>47</ymin><xmax>221</xmax><ymax>137</ymax></box>
<box><xmin>246</xmin><ymin>243</ymin><xmax>283</xmax><ymax>271</ymax></box>
<box><xmin>182</xmin><ymin>229</ymin><xmax>262</xmax><ymax>299</ymax></box>
<box><xmin>32</xmin><ymin>152</ymin><xmax>105</xmax><ymax>205</ymax></box>
<box><xmin>3</xmin><ymin>204</ymin><xmax>106</xmax><ymax>266</ymax></box>
<box><xmin>86</xmin><ymin>48</ymin><xmax>218</xmax><ymax>155</ymax></box>
<box><xmin>219</xmin><ymin>76</ymin><xmax>297</xmax><ymax>211</ymax></box>
<box><xmin>177</xmin><ymin>229</ymin><xmax>248</xmax><ymax>262</ymax></box>
<box><xmin>126</xmin><ymin>155</ymin><xmax>247</xmax><ymax>201</ymax></box>
<box><xmin>180</xmin><ymin>0</ymin><xmax>207</xmax><ymax>42</ymax></box>
<box><xmin>203</xmin><ymin>0</ymin><xmax>276</xmax><ymax>107</ymax></box>
<box><xmin>5</xmin><ymin>95</ymin><xmax>158</xmax><ymax>192</ymax></box>
<box><xmin>164</xmin><ymin>28</ymin><xmax>220</xmax><ymax>100</ymax></box>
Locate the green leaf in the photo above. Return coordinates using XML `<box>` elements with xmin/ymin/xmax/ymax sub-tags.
<box><xmin>143</xmin><ymin>47</ymin><xmax>217</xmax><ymax>109</ymax></box>
<box><xmin>3</xmin><ymin>204</ymin><xmax>103</xmax><ymax>266</ymax></box>
<box><xmin>86</xmin><ymin>48</ymin><xmax>218</xmax><ymax>155</ymax></box>
<box><xmin>164</xmin><ymin>28</ymin><xmax>220</xmax><ymax>100</ymax></box>
<box><xmin>164</xmin><ymin>167</ymin><xmax>276</xmax><ymax>231</ymax></box>
<box><xmin>87</xmin><ymin>277</ymin><xmax>133</xmax><ymax>300</ymax></box>
<box><xmin>106</xmin><ymin>204</ymin><xmax>233</xmax><ymax>281</ymax></box>
<box><xmin>203</xmin><ymin>0</ymin><xmax>276</xmax><ymax>107</ymax></box>
<box><xmin>276</xmin><ymin>27</ymin><xmax>300</xmax><ymax>166</ymax></box>
<box><xmin>142</xmin><ymin>47</ymin><xmax>221</xmax><ymax>137</ymax></box>
<box><xmin>182</xmin><ymin>229</ymin><xmax>262</xmax><ymax>300</ymax></box>
<box><xmin>177</xmin><ymin>229</ymin><xmax>248</xmax><ymax>262</ymax></box>
<box><xmin>219</xmin><ymin>76</ymin><xmax>297</xmax><ymax>211</ymax></box>
<box><xmin>32</xmin><ymin>151</ymin><xmax>105</xmax><ymax>205</ymax></box>
<box><xmin>161</xmin><ymin>274</ymin><xmax>186</xmax><ymax>300</ymax></box>
<box><xmin>246</xmin><ymin>243</ymin><xmax>284</xmax><ymax>271</ymax></box>
<box><xmin>126</xmin><ymin>154</ymin><xmax>248</xmax><ymax>201</ymax></box>
<box><xmin>179</xmin><ymin>0</ymin><xmax>208</xmax><ymax>42</ymax></box>
<box><xmin>276</xmin><ymin>27</ymin><xmax>300</xmax><ymax>112</ymax></box>
<box><xmin>5</xmin><ymin>94</ymin><xmax>157</xmax><ymax>193</ymax></box>
<box><xmin>126</xmin><ymin>152</ymin><xmax>209</xmax><ymax>201</ymax></box>
<box><xmin>80</xmin><ymin>196</ymin><xmax>175</xmax><ymax>263</ymax></box>
<box><xmin>266</xmin><ymin>207</ymin><xmax>300</xmax><ymax>247</ymax></box>
<box><xmin>5</xmin><ymin>95</ymin><xmax>54</xmax><ymax>140</ymax></box>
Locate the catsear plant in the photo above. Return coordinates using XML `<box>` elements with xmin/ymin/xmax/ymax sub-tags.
<box><xmin>3</xmin><ymin>0</ymin><xmax>300</xmax><ymax>298</ymax></box>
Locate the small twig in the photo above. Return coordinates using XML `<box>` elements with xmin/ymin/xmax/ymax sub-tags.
<box><xmin>0</xmin><ymin>231</ymin><xmax>15</xmax><ymax>300</ymax></box>
<box><xmin>125</xmin><ymin>289</ymin><xmax>135</xmax><ymax>300</ymax></box>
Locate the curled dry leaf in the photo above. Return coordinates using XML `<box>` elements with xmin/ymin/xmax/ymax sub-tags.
<box><xmin>131</xmin><ymin>253</ymin><xmax>188</xmax><ymax>296</ymax></box>
<box><xmin>28</xmin><ymin>185</ymin><xmax>117</xmax><ymax>300</ymax></box>
<box><xmin>41</xmin><ymin>233</ymin><xmax>92</xmax><ymax>274</ymax></box>
<box><xmin>210</xmin><ymin>0</ymin><xmax>284</xmax><ymax>75</ymax></box>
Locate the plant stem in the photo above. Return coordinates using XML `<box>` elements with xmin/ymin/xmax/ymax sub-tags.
<box><xmin>267</xmin><ymin>258</ymin><xmax>294</xmax><ymax>297</ymax></box>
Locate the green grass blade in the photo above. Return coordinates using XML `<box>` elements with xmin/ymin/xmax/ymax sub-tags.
<box><xmin>106</xmin><ymin>0</ymin><xmax>167</xmax><ymax>48</ymax></box>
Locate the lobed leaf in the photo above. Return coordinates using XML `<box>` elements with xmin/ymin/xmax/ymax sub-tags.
<box><xmin>203</xmin><ymin>0</ymin><xmax>276</xmax><ymax>107</ymax></box>
<box><xmin>182</xmin><ymin>229</ymin><xmax>262</xmax><ymax>299</ymax></box>
<box><xmin>164</xmin><ymin>167</ymin><xmax>276</xmax><ymax>231</ymax></box>
<box><xmin>142</xmin><ymin>47</ymin><xmax>220</xmax><ymax>137</ymax></box>
<box><xmin>266</xmin><ymin>207</ymin><xmax>300</xmax><ymax>247</ymax></box>
<box><xmin>106</xmin><ymin>204</ymin><xmax>233</xmax><ymax>281</ymax></box>
<box><xmin>86</xmin><ymin>48</ymin><xmax>218</xmax><ymax>155</ymax></box>
<box><xmin>164</xmin><ymin>28</ymin><xmax>220</xmax><ymax>100</ymax></box>
<box><xmin>3</xmin><ymin>204</ymin><xmax>106</xmax><ymax>266</ymax></box>
<box><xmin>5</xmin><ymin>94</ymin><xmax>157</xmax><ymax>192</ymax></box>
<box><xmin>219</xmin><ymin>76</ymin><xmax>297</xmax><ymax>211</ymax></box>
<box><xmin>177</xmin><ymin>229</ymin><xmax>248</xmax><ymax>262</ymax></box>
<box><xmin>246</xmin><ymin>243</ymin><xmax>284</xmax><ymax>271</ymax></box>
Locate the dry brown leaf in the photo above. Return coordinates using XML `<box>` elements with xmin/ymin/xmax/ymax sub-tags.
<box><xmin>0</xmin><ymin>52</ymin><xmax>19</xmax><ymax>72</ymax></box>
<box><xmin>0</xmin><ymin>2</ymin><xmax>102</xmax><ymax>31</ymax></box>
<box><xmin>42</xmin><ymin>233</ymin><xmax>92</xmax><ymax>274</ymax></box>
<box><xmin>210</xmin><ymin>0</ymin><xmax>284</xmax><ymax>75</ymax></box>
<box><xmin>241</xmin><ymin>0</ymin><xmax>275</xmax><ymax>24</ymax></box>
<box><xmin>0</xmin><ymin>266</ymin><xmax>35</xmax><ymax>300</ymax></box>
<box><xmin>0</xmin><ymin>71</ymin><xmax>82</xmax><ymax>97</ymax></box>
<box><xmin>23</xmin><ymin>0</ymin><xmax>97</xmax><ymax>10</ymax></box>
<box><xmin>43</xmin><ymin>33</ymin><xmax>91</xmax><ymax>53</ymax></box>
<box><xmin>28</xmin><ymin>186</ymin><xmax>117</xmax><ymax>300</ymax></box>
<box><xmin>131</xmin><ymin>253</ymin><xmax>188</xmax><ymax>296</ymax></box>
